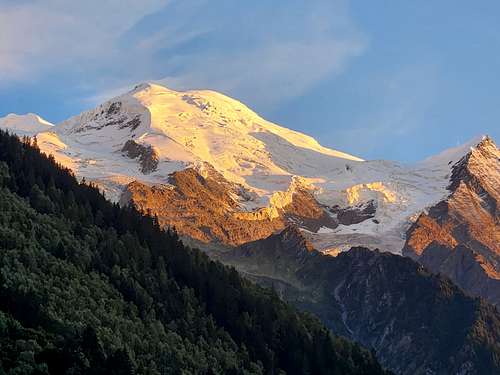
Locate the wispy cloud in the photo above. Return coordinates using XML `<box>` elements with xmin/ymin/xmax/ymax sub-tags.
<box><xmin>158</xmin><ymin>36</ymin><xmax>364</xmax><ymax>108</ymax></box>
<box><xmin>0</xmin><ymin>0</ymin><xmax>366</xmax><ymax>110</ymax></box>
<box><xmin>0</xmin><ymin>0</ymin><xmax>166</xmax><ymax>85</ymax></box>
<box><xmin>326</xmin><ymin>62</ymin><xmax>441</xmax><ymax>160</ymax></box>
<box><xmin>151</xmin><ymin>0</ymin><xmax>366</xmax><ymax>108</ymax></box>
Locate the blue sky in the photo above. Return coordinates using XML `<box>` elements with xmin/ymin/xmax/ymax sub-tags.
<box><xmin>0</xmin><ymin>0</ymin><xmax>499</xmax><ymax>161</ymax></box>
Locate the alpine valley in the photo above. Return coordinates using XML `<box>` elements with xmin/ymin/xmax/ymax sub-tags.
<box><xmin>2</xmin><ymin>82</ymin><xmax>500</xmax><ymax>374</ymax></box>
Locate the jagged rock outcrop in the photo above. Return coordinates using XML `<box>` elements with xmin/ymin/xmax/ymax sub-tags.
<box><xmin>403</xmin><ymin>136</ymin><xmax>500</xmax><ymax>304</ymax></box>
<box><xmin>218</xmin><ymin>228</ymin><xmax>500</xmax><ymax>375</ymax></box>
<box><xmin>330</xmin><ymin>200</ymin><xmax>377</xmax><ymax>225</ymax></box>
<box><xmin>120</xmin><ymin>168</ymin><xmax>336</xmax><ymax>246</ymax></box>
<box><xmin>73</xmin><ymin>100</ymin><xmax>143</xmax><ymax>134</ymax></box>
<box><xmin>121</xmin><ymin>139</ymin><xmax>159</xmax><ymax>174</ymax></box>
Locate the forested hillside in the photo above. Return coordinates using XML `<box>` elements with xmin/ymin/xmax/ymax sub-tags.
<box><xmin>0</xmin><ymin>130</ymin><xmax>388</xmax><ymax>374</ymax></box>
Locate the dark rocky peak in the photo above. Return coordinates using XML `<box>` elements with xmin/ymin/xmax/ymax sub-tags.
<box><xmin>121</xmin><ymin>140</ymin><xmax>159</xmax><ymax>174</ymax></box>
<box><xmin>218</xmin><ymin>225</ymin><xmax>319</xmax><ymax>284</ymax></box>
<box><xmin>274</xmin><ymin>225</ymin><xmax>316</xmax><ymax>255</ymax></box>
<box><xmin>226</xmin><ymin>226</ymin><xmax>318</xmax><ymax>272</ymax></box>
<box><xmin>338</xmin><ymin>246</ymin><xmax>378</xmax><ymax>261</ymax></box>
<box><xmin>106</xmin><ymin>101</ymin><xmax>122</xmax><ymax>117</ymax></box>
<box><xmin>329</xmin><ymin>200</ymin><xmax>377</xmax><ymax>226</ymax></box>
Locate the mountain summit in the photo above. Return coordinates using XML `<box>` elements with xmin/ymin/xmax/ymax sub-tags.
<box><xmin>404</xmin><ymin>136</ymin><xmax>500</xmax><ymax>303</ymax></box>
<box><xmin>2</xmin><ymin>83</ymin><xmax>500</xmax><ymax>373</ymax></box>
<box><xmin>56</xmin><ymin>82</ymin><xmax>362</xmax><ymax>194</ymax></box>
<box><xmin>0</xmin><ymin>83</ymin><xmax>493</xmax><ymax>254</ymax></box>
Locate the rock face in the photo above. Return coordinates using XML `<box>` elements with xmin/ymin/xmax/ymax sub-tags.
<box><xmin>330</xmin><ymin>200</ymin><xmax>377</xmax><ymax>225</ymax></box>
<box><xmin>121</xmin><ymin>139</ymin><xmax>159</xmax><ymax>174</ymax></box>
<box><xmin>222</xmin><ymin>225</ymin><xmax>316</xmax><ymax>283</ymax></box>
<box><xmin>219</xmin><ymin>228</ymin><xmax>500</xmax><ymax>375</ymax></box>
<box><xmin>120</xmin><ymin>168</ymin><xmax>336</xmax><ymax>246</ymax></box>
<box><xmin>403</xmin><ymin>136</ymin><xmax>500</xmax><ymax>304</ymax></box>
<box><xmin>73</xmin><ymin>100</ymin><xmax>142</xmax><ymax>134</ymax></box>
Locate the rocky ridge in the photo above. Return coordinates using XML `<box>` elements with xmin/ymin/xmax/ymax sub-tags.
<box><xmin>120</xmin><ymin>168</ymin><xmax>336</xmax><ymax>246</ymax></box>
<box><xmin>219</xmin><ymin>227</ymin><xmax>500</xmax><ymax>375</ymax></box>
<box><xmin>404</xmin><ymin>136</ymin><xmax>500</xmax><ymax>304</ymax></box>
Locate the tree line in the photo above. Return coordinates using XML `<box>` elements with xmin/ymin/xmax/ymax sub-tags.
<box><xmin>0</xmin><ymin>130</ymin><xmax>388</xmax><ymax>374</ymax></box>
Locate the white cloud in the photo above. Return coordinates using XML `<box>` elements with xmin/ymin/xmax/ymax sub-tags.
<box><xmin>326</xmin><ymin>62</ymin><xmax>441</xmax><ymax>159</ymax></box>
<box><xmin>154</xmin><ymin>0</ymin><xmax>366</xmax><ymax>108</ymax></box>
<box><xmin>0</xmin><ymin>0</ymin><xmax>366</xmax><ymax>112</ymax></box>
<box><xmin>0</xmin><ymin>0</ymin><xmax>166</xmax><ymax>84</ymax></box>
<box><xmin>159</xmin><ymin>37</ymin><xmax>364</xmax><ymax>108</ymax></box>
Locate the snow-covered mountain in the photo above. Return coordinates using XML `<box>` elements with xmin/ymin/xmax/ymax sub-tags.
<box><xmin>3</xmin><ymin>82</ymin><xmax>500</xmax><ymax>374</ymax></box>
<box><xmin>0</xmin><ymin>113</ymin><xmax>53</xmax><ymax>136</ymax></box>
<box><xmin>39</xmin><ymin>83</ymin><xmax>363</xmax><ymax>200</ymax></box>
<box><xmin>0</xmin><ymin>83</ymin><xmax>491</xmax><ymax>254</ymax></box>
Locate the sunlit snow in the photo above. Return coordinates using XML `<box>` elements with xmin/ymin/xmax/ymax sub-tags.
<box><xmin>0</xmin><ymin>83</ymin><xmax>485</xmax><ymax>254</ymax></box>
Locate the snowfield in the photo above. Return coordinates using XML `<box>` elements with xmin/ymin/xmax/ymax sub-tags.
<box><xmin>0</xmin><ymin>83</ymin><xmax>484</xmax><ymax>254</ymax></box>
<box><xmin>0</xmin><ymin>113</ymin><xmax>53</xmax><ymax>136</ymax></box>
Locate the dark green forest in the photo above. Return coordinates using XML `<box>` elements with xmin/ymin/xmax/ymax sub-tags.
<box><xmin>0</xmin><ymin>130</ymin><xmax>388</xmax><ymax>374</ymax></box>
